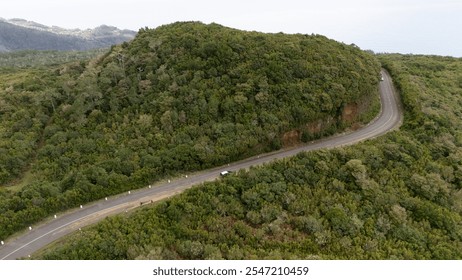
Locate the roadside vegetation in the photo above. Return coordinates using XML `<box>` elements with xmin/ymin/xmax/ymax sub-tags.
<box><xmin>36</xmin><ymin>54</ymin><xmax>462</xmax><ymax>260</ymax></box>
<box><xmin>0</xmin><ymin>22</ymin><xmax>380</xmax><ymax>241</ymax></box>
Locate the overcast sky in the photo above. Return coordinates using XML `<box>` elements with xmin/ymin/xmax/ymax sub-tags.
<box><xmin>3</xmin><ymin>0</ymin><xmax>462</xmax><ymax>57</ymax></box>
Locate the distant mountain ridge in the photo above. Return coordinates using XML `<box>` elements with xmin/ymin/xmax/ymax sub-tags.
<box><xmin>0</xmin><ymin>18</ymin><xmax>137</xmax><ymax>52</ymax></box>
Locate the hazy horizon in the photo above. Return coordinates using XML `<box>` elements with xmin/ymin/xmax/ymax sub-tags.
<box><xmin>3</xmin><ymin>0</ymin><xmax>462</xmax><ymax>57</ymax></box>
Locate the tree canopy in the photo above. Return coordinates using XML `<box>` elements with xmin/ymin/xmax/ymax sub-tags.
<box><xmin>1</xmin><ymin>22</ymin><xmax>380</xmax><ymax>243</ymax></box>
<box><xmin>36</xmin><ymin>54</ymin><xmax>462</xmax><ymax>260</ymax></box>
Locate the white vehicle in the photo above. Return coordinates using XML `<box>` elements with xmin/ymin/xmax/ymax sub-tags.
<box><xmin>220</xmin><ymin>171</ymin><xmax>231</xmax><ymax>176</ymax></box>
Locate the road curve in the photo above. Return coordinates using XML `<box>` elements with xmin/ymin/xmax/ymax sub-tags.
<box><xmin>0</xmin><ymin>69</ymin><xmax>402</xmax><ymax>260</ymax></box>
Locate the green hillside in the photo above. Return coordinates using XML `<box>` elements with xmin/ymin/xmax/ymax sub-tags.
<box><xmin>36</xmin><ymin>54</ymin><xmax>462</xmax><ymax>260</ymax></box>
<box><xmin>0</xmin><ymin>22</ymin><xmax>380</xmax><ymax>241</ymax></box>
<box><xmin>0</xmin><ymin>49</ymin><xmax>108</xmax><ymax>68</ymax></box>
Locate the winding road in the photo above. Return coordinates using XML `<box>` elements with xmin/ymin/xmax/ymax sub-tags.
<box><xmin>0</xmin><ymin>69</ymin><xmax>402</xmax><ymax>260</ymax></box>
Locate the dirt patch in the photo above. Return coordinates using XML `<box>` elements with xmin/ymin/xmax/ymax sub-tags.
<box><xmin>307</xmin><ymin>116</ymin><xmax>335</xmax><ymax>133</ymax></box>
<box><xmin>281</xmin><ymin>98</ymin><xmax>371</xmax><ymax>148</ymax></box>
<box><xmin>342</xmin><ymin>103</ymin><xmax>359</xmax><ymax>123</ymax></box>
<box><xmin>307</xmin><ymin>119</ymin><xmax>323</xmax><ymax>134</ymax></box>
<box><xmin>281</xmin><ymin>117</ymin><xmax>335</xmax><ymax>147</ymax></box>
<box><xmin>282</xmin><ymin>130</ymin><xmax>301</xmax><ymax>147</ymax></box>
<box><xmin>350</xmin><ymin>122</ymin><xmax>362</xmax><ymax>130</ymax></box>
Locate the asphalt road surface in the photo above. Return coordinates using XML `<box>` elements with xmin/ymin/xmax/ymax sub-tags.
<box><xmin>0</xmin><ymin>69</ymin><xmax>402</xmax><ymax>260</ymax></box>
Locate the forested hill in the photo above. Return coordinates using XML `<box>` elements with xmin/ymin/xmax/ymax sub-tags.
<box><xmin>92</xmin><ymin>21</ymin><xmax>381</xmax><ymax>156</ymax></box>
<box><xmin>38</xmin><ymin>55</ymin><xmax>462</xmax><ymax>260</ymax></box>
<box><xmin>0</xmin><ymin>22</ymin><xmax>380</xmax><ymax>241</ymax></box>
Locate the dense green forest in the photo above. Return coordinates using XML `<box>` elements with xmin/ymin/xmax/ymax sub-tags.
<box><xmin>0</xmin><ymin>22</ymin><xmax>380</xmax><ymax>241</ymax></box>
<box><xmin>0</xmin><ymin>49</ymin><xmax>108</xmax><ymax>68</ymax></box>
<box><xmin>36</xmin><ymin>54</ymin><xmax>462</xmax><ymax>260</ymax></box>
